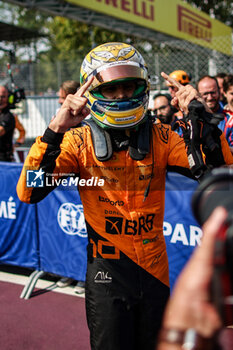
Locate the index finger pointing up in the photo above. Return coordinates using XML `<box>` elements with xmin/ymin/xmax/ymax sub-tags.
<box><xmin>75</xmin><ymin>76</ymin><xmax>94</xmax><ymax>97</ymax></box>
<box><xmin>161</xmin><ymin>71</ymin><xmax>182</xmax><ymax>89</ymax></box>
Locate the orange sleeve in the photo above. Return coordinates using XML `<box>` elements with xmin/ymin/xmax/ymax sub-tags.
<box><xmin>14</xmin><ymin>115</ymin><xmax>26</xmax><ymax>143</ymax></box>
<box><xmin>168</xmin><ymin>129</ymin><xmax>189</xmax><ymax>168</ymax></box>
<box><xmin>16</xmin><ymin>129</ymin><xmax>81</xmax><ymax>204</ymax></box>
<box><xmin>220</xmin><ymin>132</ymin><xmax>233</xmax><ymax>165</ymax></box>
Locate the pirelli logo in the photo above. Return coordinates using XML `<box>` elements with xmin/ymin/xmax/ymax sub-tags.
<box><xmin>178</xmin><ymin>5</ymin><xmax>212</xmax><ymax>43</ymax></box>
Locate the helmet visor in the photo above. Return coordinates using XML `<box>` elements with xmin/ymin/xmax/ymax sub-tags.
<box><xmin>86</xmin><ymin>62</ymin><xmax>148</xmax><ymax>90</ymax></box>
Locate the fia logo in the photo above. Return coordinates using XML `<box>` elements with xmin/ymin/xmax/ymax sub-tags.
<box><xmin>57</xmin><ymin>202</ymin><xmax>87</xmax><ymax>238</ymax></box>
<box><xmin>26</xmin><ymin>169</ymin><xmax>45</xmax><ymax>187</ymax></box>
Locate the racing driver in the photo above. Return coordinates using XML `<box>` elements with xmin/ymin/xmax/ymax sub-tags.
<box><xmin>16</xmin><ymin>42</ymin><xmax>233</xmax><ymax>350</ymax></box>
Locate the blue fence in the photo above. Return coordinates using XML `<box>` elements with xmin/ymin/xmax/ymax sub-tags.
<box><xmin>0</xmin><ymin>162</ymin><xmax>200</xmax><ymax>290</ymax></box>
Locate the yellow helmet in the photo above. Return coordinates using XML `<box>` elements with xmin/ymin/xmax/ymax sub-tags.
<box><xmin>80</xmin><ymin>42</ymin><xmax>150</xmax><ymax>129</ymax></box>
<box><xmin>168</xmin><ymin>70</ymin><xmax>191</xmax><ymax>85</ymax></box>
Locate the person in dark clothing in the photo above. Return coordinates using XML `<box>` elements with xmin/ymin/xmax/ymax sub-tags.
<box><xmin>0</xmin><ymin>85</ymin><xmax>15</xmax><ymax>161</ymax></box>
<box><xmin>152</xmin><ymin>93</ymin><xmax>183</xmax><ymax>135</ymax></box>
<box><xmin>215</xmin><ymin>72</ymin><xmax>227</xmax><ymax>107</ymax></box>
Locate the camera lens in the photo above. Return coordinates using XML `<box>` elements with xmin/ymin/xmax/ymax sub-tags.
<box><xmin>192</xmin><ymin>168</ymin><xmax>233</xmax><ymax>226</ymax></box>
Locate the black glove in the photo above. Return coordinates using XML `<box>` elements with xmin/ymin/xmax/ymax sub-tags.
<box><xmin>173</xmin><ymin>115</ymin><xmax>207</xmax><ymax>180</ymax></box>
<box><xmin>187</xmin><ymin>101</ymin><xmax>225</xmax><ymax>169</ymax></box>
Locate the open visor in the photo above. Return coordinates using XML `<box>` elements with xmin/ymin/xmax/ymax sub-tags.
<box><xmin>86</xmin><ymin>62</ymin><xmax>148</xmax><ymax>91</ymax></box>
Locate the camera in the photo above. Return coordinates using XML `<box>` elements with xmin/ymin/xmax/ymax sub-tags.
<box><xmin>191</xmin><ymin>168</ymin><xmax>233</xmax><ymax>325</ymax></box>
<box><xmin>8</xmin><ymin>88</ymin><xmax>25</xmax><ymax>109</ymax></box>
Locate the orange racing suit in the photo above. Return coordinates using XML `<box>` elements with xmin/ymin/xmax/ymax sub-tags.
<box><xmin>16</xmin><ymin>122</ymin><xmax>233</xmax><ymax>350</ymax></box>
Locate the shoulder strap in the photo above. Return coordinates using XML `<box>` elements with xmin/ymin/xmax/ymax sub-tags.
<box><xmin>83</xmin><ymin>119</ymin><xmax>113</xmax><ymax>161</ymax></box>
<box><xmin>83</xmin><ymin>117</ymin><xmax>152</xmax><ymax>162</ymax></box>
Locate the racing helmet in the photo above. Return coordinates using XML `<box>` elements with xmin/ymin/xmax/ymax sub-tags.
<box><xmin>80</xmin><ymin>42</ymin><xmax>150</xmax><ymax>129</ymax></box>
<box><xmin>168</xmin><ymin>70</ymin><xmax>191</xmax><ymax>85</ymax></box>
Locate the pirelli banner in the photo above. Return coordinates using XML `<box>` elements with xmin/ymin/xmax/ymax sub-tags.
<box><xmin>67</xmin><ymin>0</ymin><xmax>232</xmax><ymax>56</ymax></box>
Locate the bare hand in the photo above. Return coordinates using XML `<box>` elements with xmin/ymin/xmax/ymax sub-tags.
<box><xmin>161</xmin><ymin>72</ymin><xmax>212</xmax><ymax>114</ymax></box>
<box><xmin>161</xmin><ymin>207</ymin><xmax>227</xmax><ymax>338</ymax></box>
<box><xmin>49</xmin><ymin>77</ymin><xmax>94</xmax><ymax>133</ymax></box>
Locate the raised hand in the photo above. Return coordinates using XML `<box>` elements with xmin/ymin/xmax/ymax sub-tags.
<box><xmin>49</xmin><ymin>77</ymin><xmax>94</xmax><ymax>133</ymax></box>
<box><xmin>161</xmin><ymin>72</ymin><xmax>211</xmax><ymax>114</ymax></box>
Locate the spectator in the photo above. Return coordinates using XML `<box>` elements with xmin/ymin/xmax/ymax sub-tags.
<box><xmin>0</xmin><ymin>85</ymin><xmax>15</xmax><ymax>161</ymax></box>
<box><xmin>157</xmin><ymin>207</ymin><xmax>228</xmax><ymax>350</ymax></box>
<box><xmin>221</xmin><ymin>74</ymin><xmax>233</xmax><ymax>148</ymax></box>
<box><xmin>56</xmin><ymin>79</ymin><xmax>85</xmax><ymax>294</ymax></box>
<box><xmin>167</xmin><ymin>70</ymin><xmax>191</xmax><ymax>98</ymax></box>
<box><xmin>196</xmin><ymin>75</ymin><xmax>222</xmax><ymax>114</ymax></box>
<box><xmin>58</xmin><ymin>80</ymin><xmax>80</xmax><ymax>106</ymax></box>
<box><xmin>153</xmin><ymin>93</ymin><xmax>174</xmax><ymax>124</ymax></box>
<box><xmin>223</xmin><ymin>74</ymin><xmax>233</xmax><ymax>113</ymax></box>
<box><xmin>166</xmin><ymin>70</ymin><xmax>191</xmax><ymax>119</ymax></box>
<box><xmin>197</xmin><ymin>75</ymin><xmax>233</xmax><ymax>148</ymax></box>
<box><xmin>215</xmin><ymin>72</ymin><xmax>227</xmax><ymax>107</ymax></box>
<box><xmin>153</xmin><ymin>93</ymin><xmax>182</xmax><ymax>136</ymax></box>
<box><xmin>16</xmin><ymin>42</ymin><xmax>233</xmax><ymax>350</ymax></box>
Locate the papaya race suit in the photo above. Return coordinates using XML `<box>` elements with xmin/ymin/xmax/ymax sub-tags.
<box><xmin>17</xmin><ymin>122</ymin><xmax>233</xmax><ymax>350</ymax></box>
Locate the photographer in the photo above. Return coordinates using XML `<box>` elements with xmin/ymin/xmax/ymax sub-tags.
<box><xmin>0</xmin><ymin>85</ymin><xmax>15</xmax><ymax>161</ymax></box>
